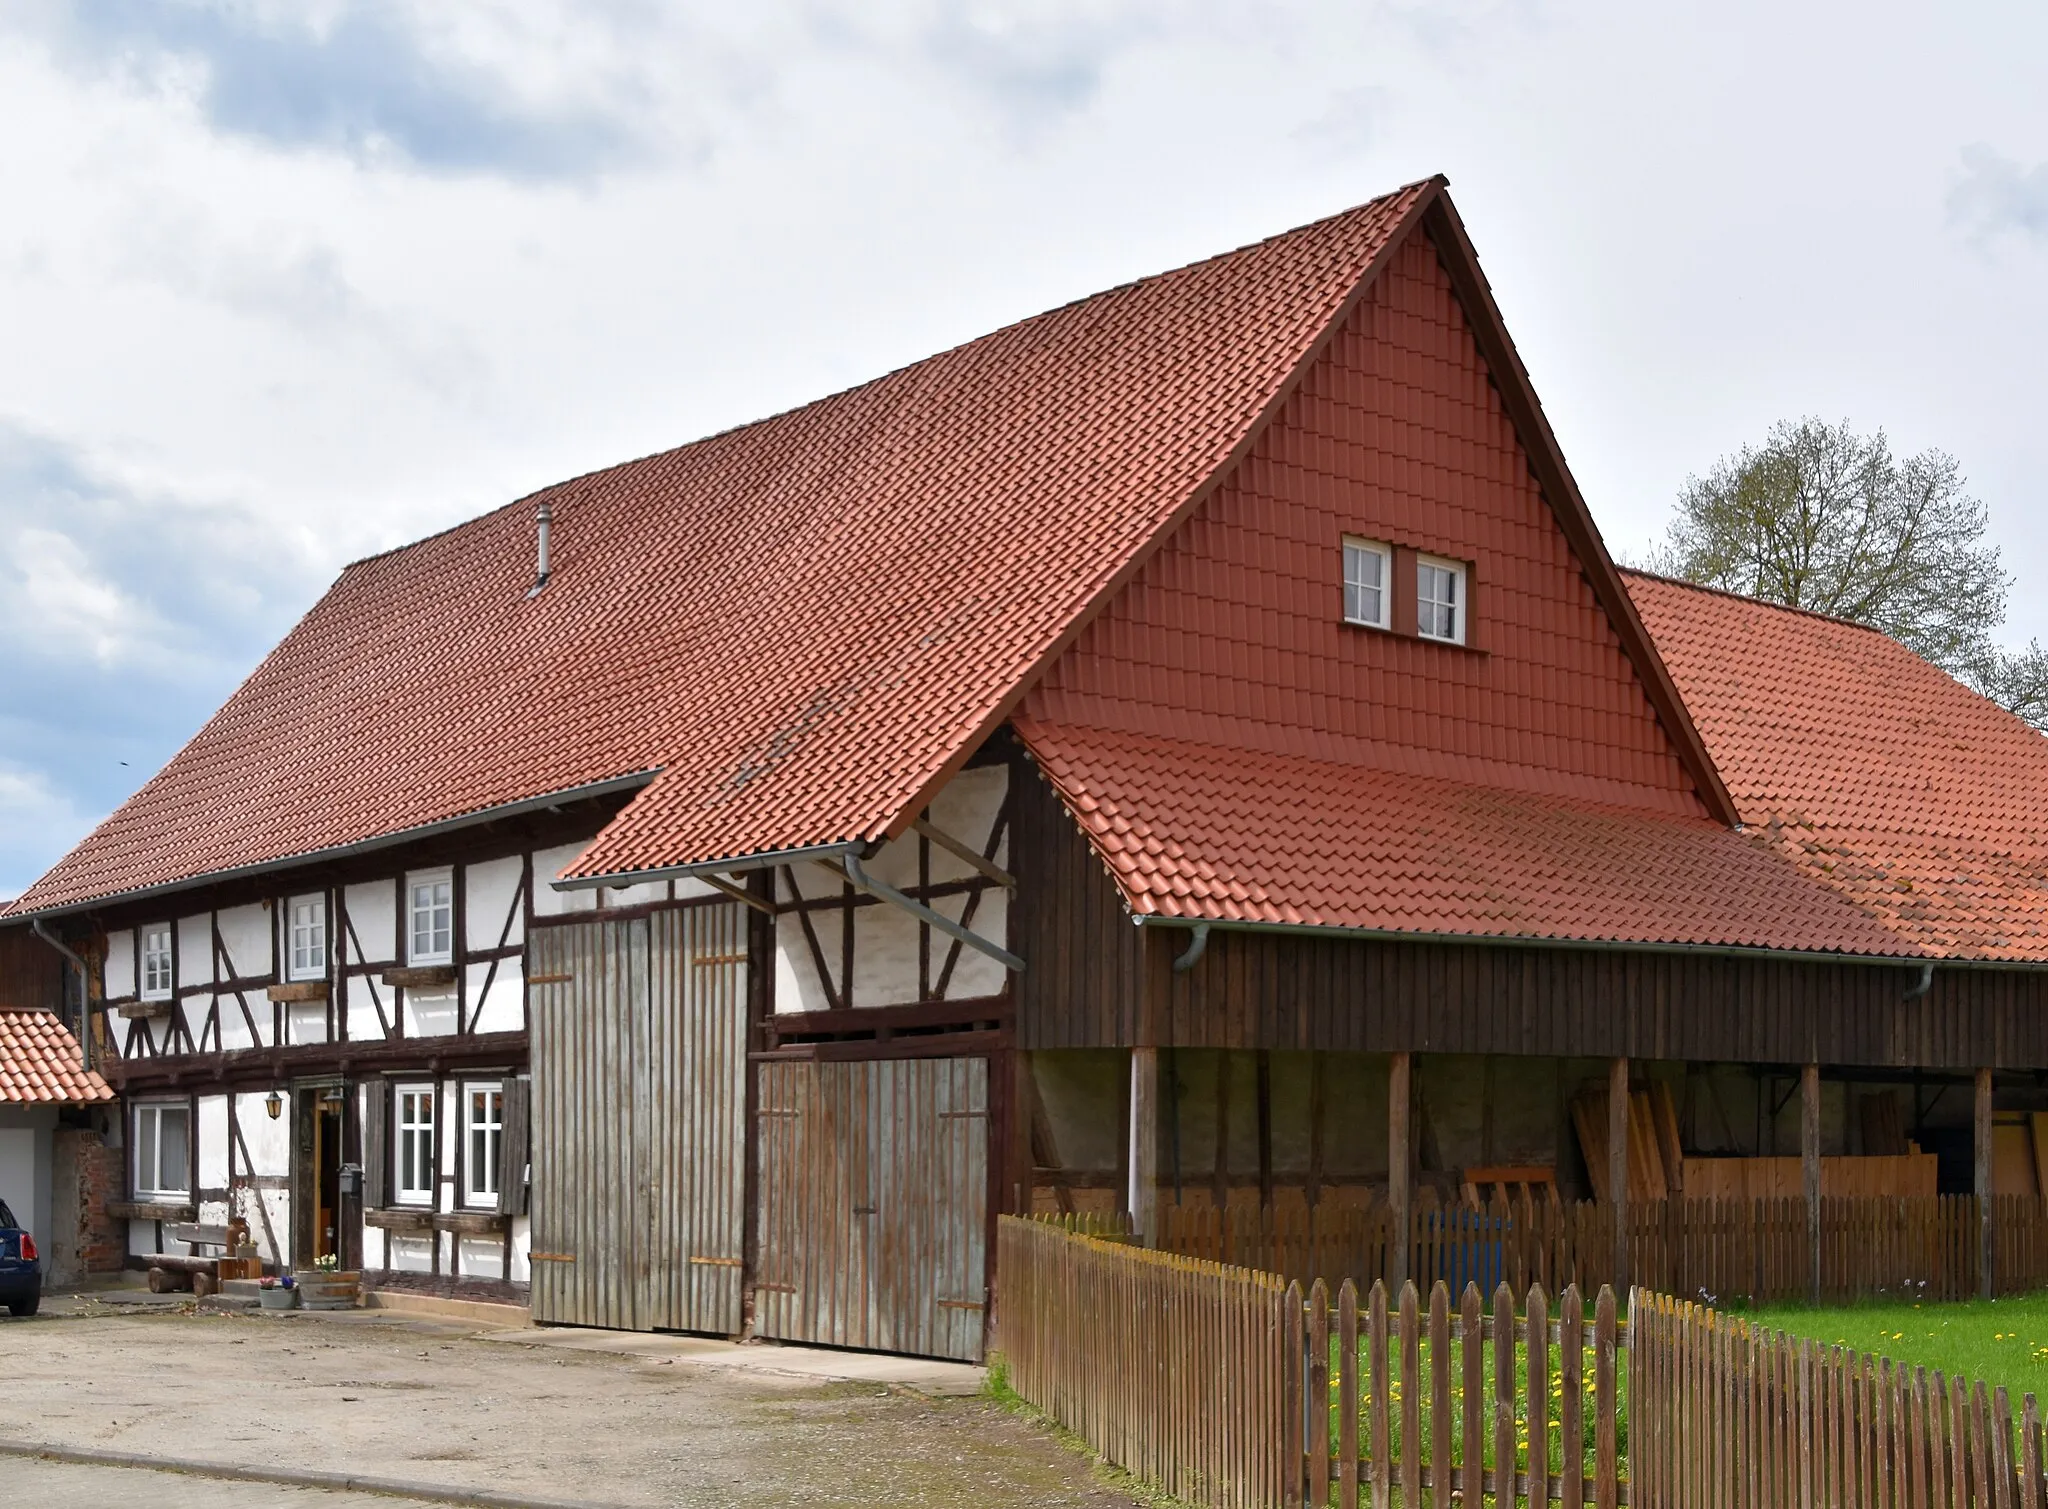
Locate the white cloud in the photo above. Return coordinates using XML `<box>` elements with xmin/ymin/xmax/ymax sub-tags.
<box><xmin>4</xmin><ymin>526</ymin><xmax>163</xmax><ymax>669</ymax></box>
<box><xmin>1949</xmin><ymin>146</ymin><xmax>2048</xmax><ymax>244</ymax></box>
<box><xmin>0</xmin><ymin>761</ymin><xmax>96</xmax><ymax>900</ymax></box>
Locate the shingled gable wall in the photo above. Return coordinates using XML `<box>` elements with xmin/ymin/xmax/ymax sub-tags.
<box><xmin>1024</xmin><ymin>225</ymin><xmax>1707</xmax><ymax>816</ymax></box>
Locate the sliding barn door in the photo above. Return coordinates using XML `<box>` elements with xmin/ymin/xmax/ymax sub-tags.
<box><xmin>755</xmin><ymin>1056</ymin><xmax>989</xmax><ymax>1361</ymax></box>
<box><xmin>528</xmin><ymin>904</ymin><xmax>747</xmax><ymax>1333</ymax></box>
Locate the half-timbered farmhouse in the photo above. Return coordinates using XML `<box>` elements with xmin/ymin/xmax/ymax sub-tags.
<box><xmin>8</xmin><ymin>175</ymin><xmax>2048</xmax><ymax>1358</ymax></box>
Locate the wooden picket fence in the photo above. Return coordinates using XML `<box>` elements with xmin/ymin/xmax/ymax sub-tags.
<box><xmin>998</xmin><ymin>1214</ymin><xmax>1293</xmax><ymax>1508</ymax></box>
<box><xmin>1631</xmin><ymin>1290</ymin><xmax>2048</xmax><ymax>1508</ymax></box>
<box><xmin>999</xmin><ymin>1215</ymin><xmax>2048</xmax><ymax>1509</ymax></box>
<box><xmin>1149</xmin><ymin>1194</ymin><xmax>2048</xmax><ymax>1306</ymax></box>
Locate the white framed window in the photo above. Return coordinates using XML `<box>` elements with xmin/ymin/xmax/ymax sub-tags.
<box><xmin>133</xmin><ymin>1101</ymin><xmax>191</xmax><ymax>1199</ymax></box>
<box><xmin>395</xmin><ymin>1084</ymin><xmax>437</xmax><ymax>1205</ymax></box>
<box><xmin>464</xmin><ymin>1082</ymin><xmax>504</xmax><ymax>1207</ymax></box>
<box><xmin>407</xmin><ymin>870</ymin><xmax>454</xmax><ymax>965</ymax></box>
<box><xmin>285</xmin><ymin>893</ymin><xmax>328</xmax><ymax>982</ymax></box>
<box><xmin>1417</xmin><ymin>555</ymin><xmax>1467</xmax><ymax>644</ymax></box>
<box><xmin>1342</xmin><ymin>537</ymin><xmax>1392</xmax><ymax>630</ymax></box>
<box><xmin>140</xmin><ymin>924</ymin><xmax>174</xmax><ymax>1001</ymax></box>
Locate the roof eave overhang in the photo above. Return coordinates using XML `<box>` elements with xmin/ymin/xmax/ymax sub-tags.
<box><xmin>1130</xmin><ymin>911</ymin><xmax>2048</xmax><ymax>972</ymax></box>
<box><xmin>5</xmin><ymin>769</ymin><xmax>661</xmax><ymax>924</ymax></box>
<box><xmin>550</xmin><ymin>840</ymin><xmax>860</xmax><ymax>892</ymax></box>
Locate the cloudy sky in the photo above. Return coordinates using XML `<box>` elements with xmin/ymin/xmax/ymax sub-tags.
<box><xmin>2</xmin><ymin>0</ymin><xmax>2044</xmax><ymax>895</ymax></box>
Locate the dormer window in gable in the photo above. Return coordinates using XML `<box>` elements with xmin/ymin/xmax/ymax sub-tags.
<box><xmin>1417</xmin><ymin>555</ymin><xmax>1467</xmax><ymax>645</ymax></box>
<box><xmin>1342</xmin><ymin>537</ymin><xmax>1393</xmax><ymax>630</ymax></box>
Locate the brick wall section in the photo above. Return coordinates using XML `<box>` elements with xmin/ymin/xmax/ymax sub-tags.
<box><xmin>50</xmin><ymin>1127</ymin><xmax>126</xmax><ymax>1283</ymax></box>
<box><xmin>1027</xmin><ymin>229</ymin><xmax>1708</xmax><ymax>819</ymax></box>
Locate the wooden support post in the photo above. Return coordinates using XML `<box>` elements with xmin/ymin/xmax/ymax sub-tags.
<box><xmin>1978</xmin><ymin>1066</ymin><xmax>1995</xmax><ymax>1299</ymax></box>
<box><xmin>1607</xmin><ymin>1057</ymin><xmax>1629</xmax><ymax>1292</ymax></box>
<box><xmin>1130</xmin><ymin>1046</ymin><xmax>1158</xmax><ymax>1247</ymax></box>
<box><xmin>1803</xmin><ymin>1061</ymin><xmax>1821</xmax><ymax>1304</ymax></box>
<box><xmin>1389</xmin><ymin>1052</ymin><xmax>1412</xmax><ymax>1288</ymax></box>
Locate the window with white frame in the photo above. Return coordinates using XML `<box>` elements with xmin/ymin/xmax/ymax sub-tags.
<box><xmin>395</xmin><ymin>1085</ymin><xmax>437</xmax><ymax>1205</ymax></box>
<box><xmin>133</xmin><ymin>1101</ymin><xmax>191</xmax><ymax>1199</ymax></box>
<box><xmin>140</xmin><ymin>924</ymin><xmax>174</xmax><ymax>1001</ymax></box>
<box><xmin>1342</xmin><ymin>538</ymin><xmax>1392</xmax><ymax>630</ymax></box>
<box><xmin>464</xmin><ymin>1082</ymin><xmax>504</xmax><ymax>1206</ymax></box>
<box><xmin>407</xmin><ymin>870</ymin><xmax>454</xmax><ymax>965</ymax></box>
<box><xmin>1417</xmin><ymin>556</ymin><xmax>1467</xmax><ymax>644</ymax></box>
<box><xmin>285</xmin><ymin>894</ymin><xmax>328</xmax><ymax>982</ymax></box>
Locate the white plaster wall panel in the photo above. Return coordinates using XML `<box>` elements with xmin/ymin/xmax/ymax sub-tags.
<box><xmin>217</xmin><ymin>1001</ymin><xmax>257</xmax><ymax>1052</ymax></box>
<box><xmin>128</xmin><ymin>1219</ymin><xmax>156</xmax><ymax>1258</ymax></box>
<box><xmin>198</xmin><ymin>1196</ymin><xmax>230</xmax><ymax>1228</ymax></box>
<box><xmin>104</xmin><ymin>929</ymin><xmax>134</xmax><ymax>998</ymax></box>
<box><xmin>468</xmin><ymin>962</ymin><xmax>524</xmax><ymax>1036</ymax></box>
<box><xmin>178</xmin><ymin>995</ymin><xmax>212</xmax><ymax>1049</ymax></box>
<box><xmin>343</xmin><ymin>881</ymin><xmax>397</xmax><ymax>963</ymax></box>
<box><xmin>387</xmin><ymin>1234</ymin><xmax>432</xmax><ymax>1273</ymax></box>
<box><xmin>404</xmin><ymin>989</ymin><xmax>460</xmax><ymax>1039</ymax></box>
<box><xmin>458</xmin><ymin>1235</ymin><xmax>502</xmax><ymax>1278</ymax></box>
<box><xmin>850</xmin><ymin>900</ymin><xmax>921</xmax><ymax>1007</ymax></box>
<box><xmin>256</xmin><ymin>1188</ymin><xmax>289</xmax><ymax>1268</ymax></box>
<box><xmin>923</xmin><ymin>764</ymin><xmax>1009</xmax><ymax>879</ymax></box>
<box><xmin>0</xmin><ymin>1128</ymin><xmax>35</xmax><ymax>1234</ymax></box>
<box><xmin>237</xmin><ymin>1093</ymin><xmax>293</xmax><ymax>1177</ymax></box>
<box><xmin>465</xmin><ymin>856</ymin><xmax>525</xmax><ymax>951</ymax></box>
<box><xmin>509</xmin><ymin>1217</ymin><xmax>530</xmax><ymax>1283</ymax></box>
<box><xmin>177</xmin><ymin>914</ymin><xmax>213</xmax><ymax>987</ymax></box>
<box><xmin>674</xmin><ymin>877</ymin><xmax>717</xmax><ymax>901</ymax></box>
<box><xmin>346</xmin><ymin>982</ymin><xmax>389</xmax><ymax>1041</ymax></box>
<box><xmin>287</xmin><ymin>1001</ymin><xmax>330</xmax><ymax>1045</ymax></box>
<box><xmin>216</xmin><ymin>903</ymin><xmax>272</xmax><ymax>980</ymax></box>
<box><xmin>530</xmin><ymin>844</ymin><xmax>595</xmax><ymax>915</ymax></box>
<box><xmin>363</xmin><ymin>1225</ymin><xmax>387</xmax><ymax>1270</ymax></box>
<box><xmin>924</xmin><ymin>887</ymin><xmax>1007</xmax><ymax>1000</ymax></box>
<box><xmin>197</xmin><ymin>1095</ymin><xmax>231</xmax><ymax>1189</ymax></box>
<box><xmin>774</xmin><ymin>904</ymin><xmax>841</xmax><ymax>1014</ymax></box>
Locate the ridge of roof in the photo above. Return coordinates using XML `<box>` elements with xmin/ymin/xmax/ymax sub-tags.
<box><xmin>1619</xmin><ymin>565</ymin><xmax>1904</xmax><ymax>639</ymax></box>
<box><xmin>340</xmin><ymin>179</ymin><xmax>1452</xmax><ymax>582</ymax></box>
<box><xmin>16</xmin><ymin>177</ymin><xmax>1443</xmax><ymax>916</ymax></box>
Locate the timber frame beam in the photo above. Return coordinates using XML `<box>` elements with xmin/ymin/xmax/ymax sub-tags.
<box><xmin>824</xmin><ymin>852</ymin><xmax>1025</xmax><ymax>974</ymax></box>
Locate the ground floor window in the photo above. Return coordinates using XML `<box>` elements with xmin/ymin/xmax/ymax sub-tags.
<box><xmin>134</xmin><ymin>1101</ymin><xmax>191</xmax><ymax>1200</ymax></box>
<box><xmin>395</xmin><ymin>1084</ymin><xmax>436</xmax><ymax>1205</ymax></box>
<box><xmin>465</xmin><ymin>1081</ymin><xmax>503</xmax><ymax>1207</ymax></box>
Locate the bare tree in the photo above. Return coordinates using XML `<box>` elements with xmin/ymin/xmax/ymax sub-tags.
<box><xmin>1652</xmin><ymin>418</ymin><xmax>2046</xmax><ymax>729</ymax></box>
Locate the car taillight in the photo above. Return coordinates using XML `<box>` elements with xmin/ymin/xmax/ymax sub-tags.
<box><xmin>18</xmin><ymin>1233</ymin><xmax>35</xmax><ymax>1262</ymax></box>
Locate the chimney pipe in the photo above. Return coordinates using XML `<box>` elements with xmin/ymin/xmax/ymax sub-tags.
<box><xmin>528</xmin><ymin>502</ymin><xmax>552</xmax><ymax>597</ymax></box>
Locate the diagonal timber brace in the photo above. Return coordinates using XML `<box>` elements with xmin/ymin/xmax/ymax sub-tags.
<box><xmin>830</xmin><ymin>852</ymin><xmax>1025</xmax><ymax>973</ymax></box>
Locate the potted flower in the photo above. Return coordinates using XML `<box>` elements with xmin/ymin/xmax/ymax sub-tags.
<box><xmin>257</xmin><ymin>1275</ymin><xmax>299</xmax><ymax>1311</ymax></box>
<box><xmin>298</xmin><ymin>1253</ymin><xmax>361</xmax><ymax>1311</ymax></box>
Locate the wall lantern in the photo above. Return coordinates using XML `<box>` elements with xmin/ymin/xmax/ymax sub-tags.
<box><xmin>264</xmin><ymin>1089</ymin><xmax>283</xmax><ymax>1120</ymax></box>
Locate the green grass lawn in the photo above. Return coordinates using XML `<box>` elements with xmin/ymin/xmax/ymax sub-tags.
<box><xmin>1742</xmin><ymin>1294</ymin><xmax>2048</xmax><ymax>1403</ymax></box>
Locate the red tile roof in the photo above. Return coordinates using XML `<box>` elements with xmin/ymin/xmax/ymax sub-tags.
<box><xmin>0</xmin><ymin>1010</ymin><xmax>114</xmax><ymax>1104</ymax></box>
<box><xmin>1020</xmin><ymin>720</ymin><xmax>1910</xmax><ymax>953</ymax></box>
<box><xmin>1626</xmin><ymin>571</ymin><xmax>2048</xmax><ymax>961</ymax></box>
<box><xmin>9</xmin><ymin>180</ymin><xmax>1437</xmax><ymax>917</ymax></box>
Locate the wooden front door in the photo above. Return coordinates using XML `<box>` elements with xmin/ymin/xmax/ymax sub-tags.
<box><xmin>528</xmin><ymin>904</ymin><xmax>748</xmax><ymax>1332</ymax></box>
<box><xmin>754</xmin><ymin>1056</ymin><xmax>990</xmax><ymax>1362</ymax></box>
<box><xmin>294</xmin><ymin>1080</ymin><xmax>346</xmax><ymax>1267</ymax></box>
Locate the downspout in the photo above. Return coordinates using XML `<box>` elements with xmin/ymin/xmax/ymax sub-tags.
<box><xmin>31</xmin><ymin>918</ymin><xmax>91</xmax><ymax>1073</ymax></box>
<box><xmin>1904</xmin><ymin>962</ymin><xmax>1935</xmax><ymax>1000</ymax></box>
<box><xmin>1171</xmin><ymin>922</ymin><xmax>1211</xmax><ymax>973</ymax></box>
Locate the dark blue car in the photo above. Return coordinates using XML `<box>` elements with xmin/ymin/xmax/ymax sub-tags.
<box><xmin>0</xmin><ymin>1198</ymin><xmax>40</xmax><ymax>1317</ymax></box>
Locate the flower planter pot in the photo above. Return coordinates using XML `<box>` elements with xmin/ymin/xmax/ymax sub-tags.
<box><xmin>298</xmin><ymin>1272</ymin><xmax>361</xmax><ymax>1311</ymax></box>
<box><xmin>258</xmin><ymin>1287</ymin><xmax>300</xmax><ymax>1311</ymax></box>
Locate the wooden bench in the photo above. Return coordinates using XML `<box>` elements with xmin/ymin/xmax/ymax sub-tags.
<box><xmin>144</xmin><ymin>1223</ymin><xmax>233</xmax><ymax>1297</ymax></box>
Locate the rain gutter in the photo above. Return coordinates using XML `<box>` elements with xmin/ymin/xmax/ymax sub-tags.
<box><xmin>1130</xmin><ymin>913</ymin><xmax>2021</xmax><ymax>975</ymax></box>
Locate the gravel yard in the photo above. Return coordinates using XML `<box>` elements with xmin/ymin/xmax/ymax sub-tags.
<box><xmin>0</xmin><ymin>1302</ymin><xmax>1139</xmax><ymax>1508</ymax></box>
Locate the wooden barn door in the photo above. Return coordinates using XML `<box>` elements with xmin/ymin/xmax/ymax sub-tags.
<box><xmin>755</xmin><ymin>1057</ymin><xmax>989</xmax><ymax>1361</ymax></box>
<box><xmin>528</xmin><ymin>905</ymin><xmax>747</xmax><ymax>1333</ymax></box>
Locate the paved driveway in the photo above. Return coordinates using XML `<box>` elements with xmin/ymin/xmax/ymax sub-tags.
<box><xmin>1</xmin><ymin>1302</ymin><xmax>1139</xmax><ymax>1508</ymax></box>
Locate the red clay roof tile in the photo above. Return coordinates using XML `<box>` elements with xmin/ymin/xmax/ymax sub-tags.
<box><xmin>0</xmin><ymin>1010</ymin><xmax>113</xmax><ymax>1104</ymax></box>
<box><xmin>1626</xmin><ymin>571</ymin><xmax>2048</xmax><ymax>961</ymax></box>
<box><xmin>9</xmin><ymin>183</ymin><xmax>1437</xmax><ymax>916</ymax></box>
